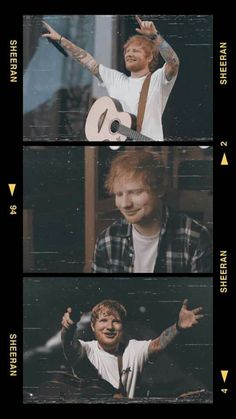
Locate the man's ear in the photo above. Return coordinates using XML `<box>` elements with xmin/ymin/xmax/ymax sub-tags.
<box><xmin>91</xmin><ymin>322</ymin><xmax>95</xmax><ymax>332</ymax></box>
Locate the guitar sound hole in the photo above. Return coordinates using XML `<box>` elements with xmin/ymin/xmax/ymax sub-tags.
<box><xmin>111</xmin><ymin>120</ymin><xmax>120</xmax><ymax>133</ymax></box>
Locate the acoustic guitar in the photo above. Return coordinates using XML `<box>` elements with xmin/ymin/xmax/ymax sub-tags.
<box><xmin>85</xmin><ymin>96</ymin><xmax>154</xmax><ymax>142</ymax></box>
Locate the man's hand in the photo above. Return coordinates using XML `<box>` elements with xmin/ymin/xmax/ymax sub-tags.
<box><xmin>61</xmin><ymin>307</ymin><xmax>82</xmax><ymax>363</ymax></box>
<box><xmin>61</xmin><ymin>307</ymin><xmax>76</xmax><ymax>329</ymax></box>
<box><xmin>178</xmin><ymin>299</ymin><xmax>204</xmax><ymax>330</ymax></box>
<box><xmin>41</xmin><ymin>21</ymin><xmax>61</xmax><ymax>42</ymax></box>
<box><xmin>135</xmin><ymin>15</ymin><xmax>158</xmax><ymax>37</ymax></box>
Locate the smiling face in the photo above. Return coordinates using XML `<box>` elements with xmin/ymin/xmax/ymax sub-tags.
<box><xmin>124</xmin><ymin>42</ymin><xmax>152</xmax><ymax>73</ymax></box>
<box><xmin>113</xmin><ymin>176</ymin><xmax>161</xmax><ymax>227</ymax></box>
<box><xmin>91</xmin><ymin>309</ymin><xmax>123</xmax><ymax>353</ymax></box>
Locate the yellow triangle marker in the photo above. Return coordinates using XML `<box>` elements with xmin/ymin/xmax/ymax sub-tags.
<box><xmin>8</xmin><ymin>184</ymin><xmax>16</xmax><ymax>196</ymax></box>
<box><xmin>221</xmin><ymin>153</ymin><xmax>228</xmax><ymax>165</ymax></box>
<box><xmin>221</xmin><ymin>370</ymin><xmax>228</xmax><ymax>382</ymax></box>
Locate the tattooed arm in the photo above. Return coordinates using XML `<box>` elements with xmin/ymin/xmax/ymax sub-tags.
<box><xmin>148</xmin><ymin>299</ymin><xmax>203</xmax><ymax>360</ymax></box>
<box><xmin>41</xmin><ymin>21</ymin><xmax>102</xmax><ymax>82</ymax></box>
<box><xmin>148</xmin><ymin>323</ymin><xmax>178</xmax><ymax>360</ymax></box>
<box><xmin>156</xmin><ymin>37</ymin><xmax>180</xmax><ymax>81</ymax></box>
<box><xmin>135</xmin><ymin>15</ymin><xmax>180</xmax><ymax>81</ymax></box>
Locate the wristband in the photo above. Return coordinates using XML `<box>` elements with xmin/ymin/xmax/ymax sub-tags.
<box><xmin>148</xmin><ymin>33</ymin><xmax>160</xmax><ymax>41</ymax></box>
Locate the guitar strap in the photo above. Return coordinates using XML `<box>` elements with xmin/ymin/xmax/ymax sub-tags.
<box><xmin>113</xmin><ymin>355</ymin><xmax>127</xmax><ymax>398</ymax></box>
<box><xmin>136</xmin><ymin>72</ymin><xmax>152</xmax><ymax>132</ymax></box>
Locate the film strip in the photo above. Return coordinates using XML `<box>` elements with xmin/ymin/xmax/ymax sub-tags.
<box><xmin>1</xmin><ymin>11</ymin><xmax>235</xmax><ymax>408</ymax></box>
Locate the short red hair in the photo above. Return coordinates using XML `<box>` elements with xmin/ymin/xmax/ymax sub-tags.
<box><xmin>123</xmin><ymin>35</ymin><xmax>159</xmax><ymax>72</ymax></box>
<box><xmin>105</xmin><ymin>150</ymin><xmax>166</xmax><ymax>194</ymax></box>
<box><xmin>91</xmin><ymin>300</ymin><xmax>127</xmax><ymax>325</ymax></box>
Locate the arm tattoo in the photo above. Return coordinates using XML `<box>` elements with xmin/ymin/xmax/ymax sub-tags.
<box><xmin>159</xmin><ymin>39</ymin><xmax>179</xmax><ymax>67</ymax></box>
<box><xmin>61</xmin><ymin>38</ymin><xmax>102</xmax><ymax>82</ymax></box>
<box><xmin>157</xmin><ymin>38</ymin><xmax>180</xmax><ymax>79</ymax></box>
<box><xmin>158</xmin><ymin>324</ymin><xmax>178</xmax><ymax>350</ymax></box>
<box><xmin>148</xmin><ymin>324</ymin><xmax>178</xmax><ymax>358</ymax></box>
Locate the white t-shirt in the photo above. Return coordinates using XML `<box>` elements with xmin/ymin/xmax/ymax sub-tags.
<box><xmin>132</xmin><ymin>227</ymin><xmax>159</xmax><ymax>273</ymax></box>
<box><xmin>79</xmin><ymin>339</ymin><xmax>151</xmax><ymax>398</ymax></box>
<box><xmin>99</xmin><ymin>64</ymin><xmax>177</xmax><ymax>141</ymax></box>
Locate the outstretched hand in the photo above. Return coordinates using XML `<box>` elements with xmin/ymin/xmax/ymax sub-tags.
<box><xmin>178</xmin><ymin>299</ymin><xmax>204</xmax><ymax>330</ymax></box>
<box><xmin>135</xmin><ymin>15</ymin><xmax>158</xmax><ymax>37</ymax></box>
<box><xmin>41</xmin><ymin>21</ymin><xmax>61</xmax><ymax>42</ymax></box>
<box><xmin>61</xmin><ymin>307</ymin><xmax>77</xmax><ymax>329</ymax></box>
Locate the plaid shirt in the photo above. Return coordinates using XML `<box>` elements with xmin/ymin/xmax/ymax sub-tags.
<box><xmin>92</xmin><ymin>206</ymin><xmax>212</xmax><ymax>273</ymax></box>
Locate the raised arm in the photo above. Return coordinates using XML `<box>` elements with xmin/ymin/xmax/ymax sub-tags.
<box><xmin>41</xmin><ymin>21</ymin><xmax>102</xmax><ymax>82</ymax></box>
<box><xmin>61</xmin><ymin>307</ymin><xmax>83</xmax><ymax>366</ymax></box>
<box><xmin>135</xmin><ymin>15</ymin><xmax>180</xmax><ymax>81</ymax></box>
<box><xmin>148</xmin><ymin>299</ymin><xmax>203</xmax><ymax>359</ymax></box>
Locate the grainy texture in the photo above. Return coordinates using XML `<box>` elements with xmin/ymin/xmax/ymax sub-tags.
<box><xmin>23</xmin><ymin>15</ymin><xmax>212</xmax><ymax>141</ymax></box>
<box><xmin>23</xmin><ymin>146</ymin><xmax>212</xmax><ymax>273</ymax></box>
<box><xmin>117</xmin><ymin>15</ymin><xmax>213</xmax><ymax>140</ymax></box>
<box><xmin>23</xmin><ymin>276</ymin><xmax>213</xmax><ymax>403</ymax></box>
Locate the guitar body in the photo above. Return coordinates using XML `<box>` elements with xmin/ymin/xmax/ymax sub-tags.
<box><xmin>85</xmin><ymin>96</ymin><xmax>136</xmax><ymax>141</ymax></box>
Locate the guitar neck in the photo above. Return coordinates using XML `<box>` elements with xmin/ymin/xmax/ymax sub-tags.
<box><xmin>118</xmin><ymin>123</ymin><xmax>154</xmax><ymax>142</ymax></box>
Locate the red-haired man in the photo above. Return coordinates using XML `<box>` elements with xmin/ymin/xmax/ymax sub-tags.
<box><xmin>42</xmin><ymin>16</ymin><xmax>179</xmax><ymax>141</ymax></box>
<box><xmin>61</xmin><ymin>299</ymin><xmax>203</xmax><ymax>399</ymax></box>
<box><xmin>92</xmin><ymin>150</ymin><xmax>212</xmax><ymax>273</ymax></box>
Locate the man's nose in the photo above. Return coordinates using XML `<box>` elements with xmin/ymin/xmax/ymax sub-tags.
<box><xmin>106</xmin><ymin>322</ymin><xmax>114</xmax><ymax>330</ymax></box>
<box><xmin>121</xmin><ymin>194</ymin><xmax>132</xmax><ymax>208</ymax></box>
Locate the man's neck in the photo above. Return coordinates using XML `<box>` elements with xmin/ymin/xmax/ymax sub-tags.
<box><xmin>98</xmin><ymin>342</ymin><xmax>119</xmax><ymax>355</ymax></box>
<box><xmin>133</xmin><ymin>205</ymin><xmax>163</xmax><ymax>236</ymax></box>
<box><xmin>131</xmin><ymin>69</ymin><xmax>151</xmax><ymax>79</ymax></box>
<box><xmin>133</xmin><ymin>219</ymin><xmax>161</xmax><ymax>236</ymax></box>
